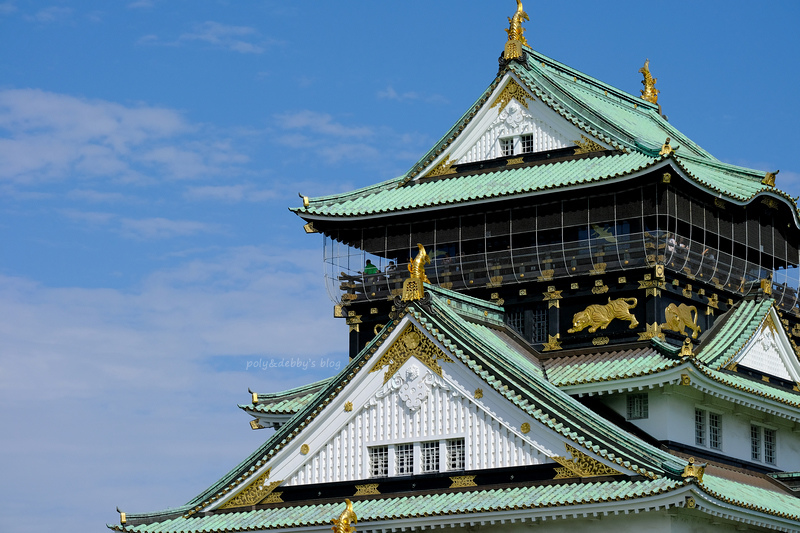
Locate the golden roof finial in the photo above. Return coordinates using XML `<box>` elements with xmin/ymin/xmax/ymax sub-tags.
<box><xmin>503</xmin><ymin>0</ymin><xmax>529</xmax><ymax>60</ymax></box>
<box><xmin>331</xmin><ymin>499</ymin><xmax>358</xmax><ymax>533</ymax></box>
<box><xmin>639</xmin><ymin>59</ymin><xmax>660</xmax><ymax>104</ymax></box>
<box><xmin>762</xmin><ymin>170</ymin><xmax>779</xmax><ymax>187</ymax></box>
<box><xmin>659</xmin><ymin>137</ymin><xmax>679</xmax><ymax>156</ymax></box>
<box><xmin>681</xmin><ymin>457</ymin><xmax>706</xmax><ymax>483</ymax></box>
<box><xmin>401</xmin><ymin>243</ymin><xmax>431</xmax><ymax>302</ymax></box>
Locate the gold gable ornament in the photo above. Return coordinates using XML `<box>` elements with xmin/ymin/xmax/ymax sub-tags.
<box><xmin>503</xmin><ymin>0</ymin><xmax>529</xmax><ymax>60</ymax></box>
<box><xmin>221</xmin><ymin>469</ymin><xmax>283</xmax><ymax>509</ymax></box>
<box><xmin>553</xmin><ymin>443</ymin><xmax>623</xmax><ymax>479</ymax></box>
<box><xmin>369</xmin><ymin>325</ymin><xmax>454</xmax><ymax>383</ymax></box>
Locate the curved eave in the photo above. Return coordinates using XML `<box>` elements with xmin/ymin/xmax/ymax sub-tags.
<box><xmin>560</xmin><ymin>359</ymin><xmax>800</xmax><ymax>423</ymax></box>
<box><xmin>295</xmin><ymin>154</ymin><xmax>800</xmax><ymax>230</ymax></box>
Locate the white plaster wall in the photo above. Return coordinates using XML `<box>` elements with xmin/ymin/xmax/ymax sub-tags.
<box><xmin>601</xmin><ymin>388</ymin><xmax>800</xmax><ymax>471</ymax></box>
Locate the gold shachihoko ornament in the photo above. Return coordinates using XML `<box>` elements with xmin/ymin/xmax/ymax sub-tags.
<box><xmin>401</xmin><ymin>243</ymin><xmax>431</xmax><ymax>301</ymax></box>
<box><xmin>503</xmin><ymin>0</ymin><xmax>529</xmax><ymax>60</ymax></box>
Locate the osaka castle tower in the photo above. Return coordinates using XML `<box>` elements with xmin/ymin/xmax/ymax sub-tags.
<box><xmin>111</xmin><ymin>3</ymin><xmax>800</xmax><ymax>533</ymax></box>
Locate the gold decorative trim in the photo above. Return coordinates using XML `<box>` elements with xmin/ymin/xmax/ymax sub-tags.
<box><xmin>686</xmin><ymin>496</ymin><xmax>696</xmax><ymax>509</ymax></box>
<box><xmin>425</xmin><ymin>156</ymin><xmax>457</xmax><ymax>178</ymax></box>
<box><xmin>298</xmin><ymin>193</ymin><xmax>309</xmax><ymax>207</ymax></box>
<box><xmin>542</xmin><ymin>334</ymin><xmax>562</xmax><ymax>352</ymax></box>
<box><xmin>591</xmin><ymin>280</ymin><xmax>609</xmax><ymax>295</ymax></box>
<box><xmin>491</xmin><ymin>79</ymin><xmax>530</xmax><ymax>114</ymax></box>
<box><xmin>250</xmin><ymin>419</ymin><xmax>265</xmax><ymax>430</ymax></box>
<box><xmin>592</xmin><ymin>337</ymin><xmax>610</xmax><ymax>346</ymax></box>
<box><xmin>344</xmin><ymin>401</ymin><xmax>353</xmax><ymax>412</ymax></box>
<box><xmin>553</xmin><ymin>443</ymin><xmax>623</xmax><ymax>479</ymax></box>
<box><xmin>662</xmin><ymin>172</ymin><xmax>671</xmax><ymax>183</ymax></box>
<box><xmin>506</xmin><ymin>156</ymin><xmax>525</xmax><ymax>165</ymax></box>
<box><xmin>762</xmin><ymin>170</ymin><xmax>779</xmax><ymax>187</ymax></box>
<box><xmin>638</xmin><ymin>322</ymin><xmax>664</xmax><ymax>341</ymax></box>
<box><xmin>571</xmin><ymin>282</ymin><xmax>579</xmax><ymax>289</ymax></box>
<box><xmin>369</xmin><ymin>324</ymin><xmax>454</xmax><ymax>383</ymax></box>
<box><xmin>402</xmin><ymin>244</ymin><xmax>431</xmax><ymax>301</ymax></box>
<box><xmin>543</xmin><ymin>288</ymin><xmax>562</xmax><ymax>309</ymax></box>
<box><xmin>714</xmin><ymin>197</ymin><xmax>726</xmax><ymax>209</ymax></box>
<box><xmin>262</xmin><ymin>492</ymin><xmax>283</xmax><ymax>504</ymax></box>
<box><xmin>659</xmin><ymin>137</ymin><xmax>678</xmax><ymax>156</ymax></box>
<box><xmin>353</xmin><ymin>484</ymin><xmax>380</xmax><ymax>496</ymax></box>
<box><xmin>680</xmin><ymin>337</ymin><xmax>694</xmax><ymax>358</ymax></box>
<box><xmin>589</xmin><ymin>262</ymin><xmax>607</xmax><ymax>275</ymax></box>
<box><xmin>300</xmin><ymin>444</ymin><xmax>310</xmax><ymax>455</ymax></box>
<box><xmin>538</xmin><ymin>269</ymin><xmax>554</xmax><ymax>281</ymax></box>
<box><xmin>618</xmin><ymin>277</ymin><xmax>627</xmax><ymax>284</ymax></box>
<box><xmin>573</xmin><ymin>134</ymin><xmax>605</xmax><ymax>155</ymax></box>
<box><xmin>761</xmin><ymin>197</ymin><xmax>778</xmax><ymax>210</ymax></box>
<box><xmin>519</xmin><ymin>289</ymin><xmax>527</xmax><ymax>296</ymax></box>
<box><xmin>303</xmin><ymin>222</ymin><xmax>319</xmax><ymax>234</ymax></box>
<box><xmin>638</xmin><ymin>278</ymin><xmax>663</xmax><ymax>297</ymax></box>
<box><xmin>474</xmin><ymin>388</ymin><xmax>483</xmax><ymax>399</ymax></box>
<box><xmin>680</xmin><ymin>373</ymin><xmax>691</xmax><ymax>386</ymax></box>
<box><xmin>449</xmin><ymin>475</ymin><xmax>477</xmax><ymax>488</ymax></box>
<box><xmin>681</xmin><ymin>457</ymin><xmax>706</xmax><ymax>483</ymax></box>
<box><xmin>682</xmin><ymin>284</ymin><xmax>693</xmax><ymax>298</ymax></box>
<box><xmin>521</xmin><ymin>422</ymin><xmax>531</xmax><ymax>434</ymax></box>
<box><xmin>221</xmin><ymin>469</ymin><xmax>282</xmax><ymax>509</ymax></box>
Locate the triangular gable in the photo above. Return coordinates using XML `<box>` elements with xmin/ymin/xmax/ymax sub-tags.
<box><xmin>210</xmin><ymin>316</ymin><xmax>628</xmax><ymax>510</ymax></box>
<box><xmin>417</xmin><ymin>73</ymin><xmax>608</xmax><ymax>179</ymax></box>
<box><xmin>731</xmin><ymin>306</ymin><xmax>800</xmax><ymax>383</ymax></box>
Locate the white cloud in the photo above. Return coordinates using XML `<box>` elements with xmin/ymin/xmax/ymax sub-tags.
<box><xmin>275</xmin><ymin>110</ymin><xmax>373</xmax><ymax>138</ymax></box>
<box><xmin>0</xmin><ymin>88</ymin><xmax>248</xmax><ymax>185</ymax></box>
<box><xmin>184</xmin><ymin>184</ymin><xmax>277</xmax><ymax>203</ymax></box>
<box><xmin>0</xmin><ymin>247</ymin><xmax>347</xmax><ymax>531</ymax></box>
<box><xmin>120</xmin><ymin>217</ymin><xmax>223</xmax><ymax>240</ymax></box>
<box><xmin>28</xmin><ymin>6</ymin><xmax>71</xmax><ymax>23</ymax></box>
<box><xmin>140</xmin><ymin>21</ymin><xmax>280</xmax><ymax>54</ymax></box>
<box><xmin>377</xmin><ymin>85</ymin><xmax>448</xmax><ymax>105</ymax></box>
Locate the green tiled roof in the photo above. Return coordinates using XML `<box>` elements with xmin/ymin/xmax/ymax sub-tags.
<box><xmin>299</xmin><ymin>152</ymin><xmax>656</xmax><ymax>218</ymax></box>
<box><xmin>293</xmin><ymin>47</ymin><xmax>798</xmax><ymax>222</ymax></box>
<box><xmin>544</xmin><ymin>347</ymin><xmax>680</xmax><ymax>387</ymax></box>
<box><xmin>696</xmin><ymin>299</ymin><xmax>774</xmax><ymax>369</ymax></box>
<box><xmin>695</xmin><ymin>365</ymin><xmax>800</xmax><ymax>409</ymax></box>
<box><xmin>110</xmin><ymin>478</ymin><xmax>682</xmax><ymax>533</ymax></box>
<box><xmin>700</xmin><ymin>473</ymin><xmax>800</xmax><ymax>522</ymax></box>
<box><xmin>241</xmin><ymin>378</ymin><xmax>333</xmax><ymax>415</ymax></box>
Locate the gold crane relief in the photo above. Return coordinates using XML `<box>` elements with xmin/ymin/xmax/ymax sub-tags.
<box><xmin>662</xmin><ymin>303</ymin><xmax>701</xmax><ymax>339</ymax></box>
<box><xmin>567</xmin><ymin>298</ymin><xmax>639</xmax><ymax>334</ymax></box>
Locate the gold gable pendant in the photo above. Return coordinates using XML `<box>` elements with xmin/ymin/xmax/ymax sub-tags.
<box><xmin>220</xmin><ymin>469</ymin><xmax>283</xmax><ymax>509</ymax></box>
<box><xmin>553</xmin><ymin>444</ymin><xmax>623</xmax><ymax>479</ymax></box>
<box><xmin>369</xmin><ymin>325</ymin><xmax>454</xmax><ymax>383</ymax></box>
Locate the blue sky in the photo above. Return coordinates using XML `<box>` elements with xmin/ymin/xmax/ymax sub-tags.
<box><xmin>1</xmin><ymin>1</ymin><xmax>799</xmax><ymax>532</ymax></box>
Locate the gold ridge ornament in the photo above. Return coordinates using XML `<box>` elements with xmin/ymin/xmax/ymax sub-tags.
<box><xmin>639</xmin><ymin>59</ymin><xmax>660</xmax><ymax>105</ymax></box>
<box><xmin>503</xmin><ymin>0</ymin><xmax>529</xmax><ymax>60</ymax></box>
<box><xmin>331</xmin><ymin>499</ymin><xmax>357</xmax><ymax>533</ymax></box>
<box><xmin>568</xmin><ymin>298</ymin><xmax>639</xmax><ymax>334</ymax></box>
<box><xmin>401</xmin><ymin>243</ymin><xmax>431</xmax><ymax>301</ymax></box>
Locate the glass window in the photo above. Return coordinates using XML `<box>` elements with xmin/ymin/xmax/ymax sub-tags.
<box><xmin>368</xmin><ymin>446</ymin><xmax>388</xmax><ymax>477</ymax></box>
<box><xmin>751</xmin><ymin>425</ymin><xmax>761</xmax><ymax>461</ymax></box>
<box><xmin>695</xmin><ymin>409</ymin><xmax>706</xmax><ymax>446</ymax></box>
<box><xmin>500</xmin><ymin>138</ymin><xmax>514</xmax><ymax>157</ymax></box>
<box><xmin>446</xmin><ymin>439</ymin><xmax>465</xmax><ymax>471</ymax></box>
<box><xmin>395</xmin><ymin>444</ymin><xmax>413</xmax><ymax>475</ymax></box>
<box><xmin>765</xmin><ymin>428</ymin><xmax>777</xmax><ymax>465</ymax></box>
<box><xmin>709</xmin><ymin>413</ymin><xmax>722</xmax><ymax>450</ymax></box>
<box><xmin>521</xmin><ymin>134</ymin><xmax>534</xmax><ymax>154</ymax></box>
<box><xmin>421</xmin><ymin>441</ymin><xmax>440</xmax><ymax>473</ymax></box>
<box><xmin>626</xmin><ymin>393</ymin><xmax>648</xmax><ymax>420</ymax></box>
